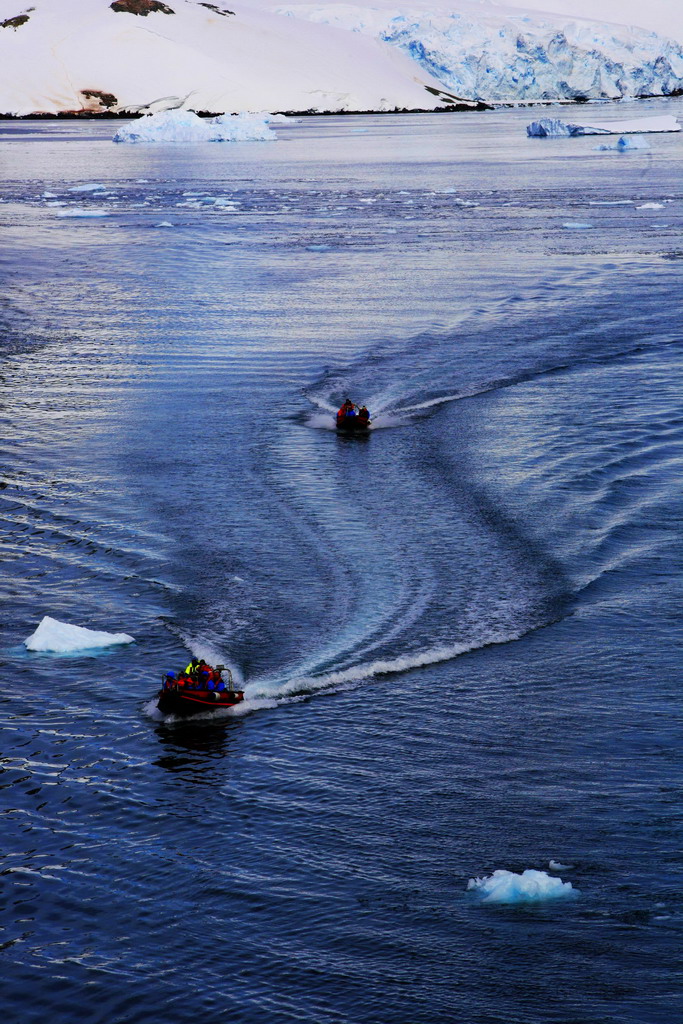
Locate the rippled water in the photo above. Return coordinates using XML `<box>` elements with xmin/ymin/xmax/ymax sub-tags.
<box><xmin>1</xmin><ymin>103</ymin><xmax>682</xmax><ymax>1024</ymax></box>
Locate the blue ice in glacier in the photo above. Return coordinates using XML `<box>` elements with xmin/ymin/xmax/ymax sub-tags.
<box><xmin>283</xmin><ymin>5</ymin><xmax>683</xmax><ymax>102</ymax></box>
<box><xmin>381</xmin><ymin>14</ymin><xmax>683</xmax><ymax>101</ymax></box>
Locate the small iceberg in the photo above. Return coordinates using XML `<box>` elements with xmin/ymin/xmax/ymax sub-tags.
<box><xmin>113</xmin><ymin>109</ymin><xmax>275</xmax><ymax>144</ymax></box>
<box><xmin>467</xmin><ymin>868</ymin><xmax>578</xmax><ymax>904</ymax></box>
<box><xmin>527</xmin><ymin>114</ymin><xmax>679</xmax><ymax>138</ymax></box>
<box><xmin>549</xmin><ymin>860</ymin><xmax>574</xmax><ymax>872</ymax></box>
<box><xmin>24</xmin><ymin>616</ymin><xmax>135</xmax><ymax>653</ymax></box>
<box><xmin>594</xmin><ymin>136</ymin><xmax>651</xmax><ymax>152</ymax></box>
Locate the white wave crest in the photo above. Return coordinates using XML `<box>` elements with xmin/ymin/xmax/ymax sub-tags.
<box><xmin>246</xmin><ymin>628</ymin><xmax>518</xmax><ymax>700</ymax></box>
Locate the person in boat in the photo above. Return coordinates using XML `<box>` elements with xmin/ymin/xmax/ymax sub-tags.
<box><xmin>164</xmin><ymin>671</ymin><xmax>176</xmax><ymax>689</ymax></box>
<box><xmin>337</xmin><ymin>398</ymin><xmax>356</xmax><ymax>418</ymax></box>
<box><xmin>197</xmin><ymin>659</ymin><xmax>213</xmax><ymax>687</ymax></box>
<box><xmin>185</xmin><ymin>657</ymin><xmax>200</xmax><ymax>678</ymax></box>
<box><xmin>358</xmin><ymin>405</ymin><xmax>370</xmax><ymax>424</ymax></box>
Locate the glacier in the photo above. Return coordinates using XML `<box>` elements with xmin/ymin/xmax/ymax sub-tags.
<box><xmin>2</xmin><ymin>0</ymin><xmax>683</xmax><ymax>113</ymax></box>
<box><xmin>274</xmin><ymin>3</ymin><xmax>683</xmax><ymax>103</ymax></box>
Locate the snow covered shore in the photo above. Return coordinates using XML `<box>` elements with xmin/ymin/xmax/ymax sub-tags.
<box><xmin>1</xmin><ymin>0</ymin><xmax>683</xmax><ymax>116</ymax></box>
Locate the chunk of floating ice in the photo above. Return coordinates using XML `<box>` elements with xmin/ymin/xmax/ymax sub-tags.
<box><xmin>594</xmin><ymin>136</ymin><xmax>651</xmax><ymax>152</ymax></box>
<box><xmin>68</xmin><ymin>183</ymin><xmax>107</xmax><ymax>192</ymax></box>
<box><xmin>562</xmin><ymin>222</ymin><xmax>593</xmax><ymax>229</ymax></box>
<box><xmin>24</xmin><ymin>616</ymin><xmax>135</xmax><ymax>652</ymax></box>
<box><xmin>549</xmin><ymin>860</ymin><xmax>574</xmax><ymax>871</ymax></box>
<box><xmin>468</xmin><ymin>868</ymin><xmax>578</xmax><ymax>904</ymax></box>
<box><xmin>56</xmin><ymin>208</ymin><xmax>109</xmax><ymax>218</ymax></box>
<box><xmin>156</xmin><ymin>221</ymin><xmax>174</xmax><ymax>228</ymax></box>
<box><xmin>637</xmin><ymin>202</ymin><xmax>664</xmax><ymax>209</ymax></box>
<box><xmin>528</xmin><ymin>114</ymin><xmax>679</xmax><ymax>137</ymax></box>
<box><xmin>113</xmin><ymin>109</ymin><xmax>275</xmax><ymax>144</ymax></box>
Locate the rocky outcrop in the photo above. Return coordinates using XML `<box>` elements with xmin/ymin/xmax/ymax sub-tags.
<box><xmin>110</xmin><ymin>0</ymin><xmax>174</xmax><ymax>14</ymax></box>
<box><xmin>1</xmin><ymin>10</ymin><xmax>32</xmax><ymax>29</ymax></box>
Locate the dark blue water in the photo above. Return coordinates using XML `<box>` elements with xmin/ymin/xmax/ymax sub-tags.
<box><xmin>1</xmin><ymin>103</ymin><xmax>682</xmax><ymax>1023</ymax></box>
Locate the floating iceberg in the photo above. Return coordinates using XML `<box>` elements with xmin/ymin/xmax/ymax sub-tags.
<box><xmin>528</xmin><ymin>114</ymin><xmax>679</xmax><ymax>137</ymax></box>
<box><xmin>112</xmin><ymin>109</ymin><xmax>276</xmax><ymax>144</ymax></box>
<box><xmin>594</xmin><ymin>136</ymin><xmax>651</xmax><ymax>151</ymax></box>
<box><xmin>467</xmin><ymin>868</ymin><xmax>578</xmax><ymax>904</ymax></box>
<box><xmin>24</xmin><ymin>615</ymin><xmax>135</xmax><ymax>653</ymax></box>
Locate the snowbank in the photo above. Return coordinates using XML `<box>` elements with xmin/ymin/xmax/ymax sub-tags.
<box><xmin>112</xmin><ymin>109</ymin><xmax>276</xmax><ymax>143</ymax></box>
<box><xmin>528</xmin><ymin>114</ymin><xmax>679</xmax><ymax>137</ymax></box>
<box><xmin>0</xmin><ymin>0</ymin><xmax>452</xmax><ymax>117</ymax></box>
<box><xmin>24</xmin><ymin>615</ymin><xmax>135</xmax><ymax>652</ymax></box>
<box><xmin>467</xmin><ymin>868</ymin><xmax>578</xmax><ymax>904</ymax></box>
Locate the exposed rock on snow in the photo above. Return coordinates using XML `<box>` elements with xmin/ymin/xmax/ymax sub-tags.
<box><xmin>110</xmin><ymin>0</ymin><xmax>175</xmax><ymax>13</ymax></box>
<box><xmin>112</xmin><ymin>108</ymin><xmax>276</xmax><ymax>142</ymax></box>
<box><xmin>24</xmin><ymin>615</ymin><xmax>135</xmax><ymax>652</ymax></box>
<box><xmin>1</xmin><ymin>11</ymin><xmax>30</xmax><ymax>29</ymax></box>
<box><xmin>528</xmin><ymin>114</ymin><xmax>679</xmax><ymax>136</ymax></box>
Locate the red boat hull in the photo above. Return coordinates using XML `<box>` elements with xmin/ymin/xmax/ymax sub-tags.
<box><xmin>157</xmin><ymin>688</ymin><xmax>245</xmax><ymax>717</ymax></box>
<box><xmin>336</xmin><ymin>415</ymin><xmax>370</xmax><ymax>433</ymax></box>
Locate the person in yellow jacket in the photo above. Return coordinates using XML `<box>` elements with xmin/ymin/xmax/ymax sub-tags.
<box><xmin>185</xmin><ymin>657</ymin><xmax>200</xmax><ymax>677</ymax></box>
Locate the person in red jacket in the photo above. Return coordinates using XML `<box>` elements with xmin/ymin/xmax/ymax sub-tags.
<box><xmin>337</xmin><ymin>398</ymin><xmax>356</xmax><ymax>419</ymax></box>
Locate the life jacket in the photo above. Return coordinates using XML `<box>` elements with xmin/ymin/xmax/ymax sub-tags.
<box><xmin>185</xmin><ymin>660</ymin><xmax>198</xmax><ymax>675</ymax></box>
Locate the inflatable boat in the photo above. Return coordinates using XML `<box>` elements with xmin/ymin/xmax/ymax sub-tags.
<box><xmin>336</xmin><ymin>413</ymin><xmax>370</xmax><ymax>433</ymax></box>
<box><xmin>157</xmin><ymin>665</ymin><xmax>244</xmax><ymax>717</ymax></box>
<box><xmin>336</xmin><ymin>402</ymin><xmax>371</xmax><ymax>433</ymax></box>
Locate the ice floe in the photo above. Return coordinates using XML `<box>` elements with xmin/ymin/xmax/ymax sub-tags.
<box><xmin>467</xmin><ymin>868</ymin><xmax>578</xmax><ymax>904</ymax></box>
<box><xmin>24</xmin><ymin>615</ymin><xmax>135</xmax><ymax>653</ymax></box>
<box><xmin>68</xmin><ymin>183</ymin><xmax>108</xmax><ymax>192</ymax></box>
<box><xmin>112</xmin><ymin>109</ymin><xmax>276</xmax><ymax>144</ymax></box>
<box><xmin>56</xmin><ymin>208</ymin><xmax>110</xmax><ymax>217</ymax></box>
<box><xmin>527</xmin><ymin>114</ymin><xmax>679</xmax><ymax>137</ymax></box>
<box><xmin>549</xmin><ymin>860</ymin><xmax>574</xmax><ymax>872</ymax></box>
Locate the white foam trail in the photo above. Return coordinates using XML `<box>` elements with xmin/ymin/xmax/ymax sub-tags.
<box><xmin>391</xmin><ymin>392</ymin><xmax>463</xmax><ymax>414</ymax></box>
<box><xmin>246</xmin><ymin>628</ymin><xmax>519</xmax><ymax>700</ymax></box>
<box><xmin>307</xmin><ymin>411</ymin><xmax>337</xmax><ymax>430</ymax></box>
